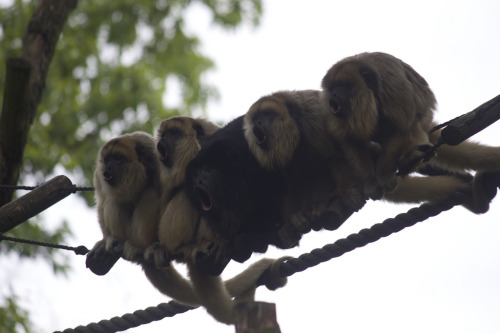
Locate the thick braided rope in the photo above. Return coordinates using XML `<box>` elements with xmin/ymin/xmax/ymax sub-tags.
<box><xmin>54</xmin><ymin>301</ymin><xmax>196</xmax><ymax>333</ymax></box>
<box><xmin>278</xmin><ymin>191</ymin><xmax>466</xmax><ymax>278</ymax></box>
<box><xmin>56</xmin><ymin>192</ymin><xmax>466</xmax><ymax>333</ymax></box>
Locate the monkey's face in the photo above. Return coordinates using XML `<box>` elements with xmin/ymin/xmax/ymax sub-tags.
<box><xmin>157</xmin><ymin>124</ymin><xmax>182</xmax><ymax>168</ymax></box>
<box><xmin>321</xmin><ymin>61</ymin><xmax>379</xmax><ymax>140</ymax></box>
<box><xmin>325</xmin><ymin>83</ymin><xmax>352</xmax><ymax>119</ymax></box>
<box><xmin>187</xmin><ymin>140</ymin><xmax>249</xmax><ymax>211</ymax></box>
<box><xmin>156</xmin><ymin>117</ymin><xmax>220</xmax><ymax>171</ymax></box>
<box><xmin>247</xmin><ymin>109</ymin><xmax>275</xmax><ymax>151</ymax></box>
<box><xmin>244</xmin><ymin>97</ymin><xmax>300</xmax><ymax>170</ymax></box>
<box><xmin>102</xmin><ymin>152</ymin><xmax>128</xmax><ymax>187</ymax></box>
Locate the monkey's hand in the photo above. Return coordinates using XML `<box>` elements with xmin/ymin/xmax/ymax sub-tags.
<box><xmin>86</xmin><ymin>238</ymin><xmax>121</xmax><ymax>276</ymax></box>
<box><xmin>277</xmin><ymin>224</ymin><xmax>303</xmax><ymax>249</ymax></box>
<box><xmin>398</xmin><ymin>144</ymin><xmax>436</xmax><ymax>176</ymax></box>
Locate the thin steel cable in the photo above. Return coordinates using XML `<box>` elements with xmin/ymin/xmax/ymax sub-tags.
<box><xmin>0</xmin><ymin>233</ymin><xmax>89</xmax><ymax>255</ymax></box>
<box><xmin>0</xmin><ymin>184</ymin><xmax>94</xmax><ymax>192</ymax></box>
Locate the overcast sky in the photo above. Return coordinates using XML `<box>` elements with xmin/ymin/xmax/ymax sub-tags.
<box><xmin>2</xmin><ymin>1</ymin><xmax>500</xmax><ymax>332</ymax></box>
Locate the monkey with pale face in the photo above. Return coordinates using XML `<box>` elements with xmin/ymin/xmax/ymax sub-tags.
<box><xmin>88</xmin><ymin>129</ymin><xmax>287</xmax><ymax>325</ymax></box>
<box><xmin>87</xmin><ymin>131</ymin><xmax>201</xmax><ymax>305</ymax></box>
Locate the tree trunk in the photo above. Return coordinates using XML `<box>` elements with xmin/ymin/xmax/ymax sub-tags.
<box><xmin>0</xmin><ymin>0</ymin><xmax>78</xmax><ymax>206</ymax></box>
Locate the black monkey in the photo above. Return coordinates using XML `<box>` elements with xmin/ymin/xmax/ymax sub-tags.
<box><xmin>185</xmin><ymin>116</ymin><xmax>288</xmax><ymax>263</ymax></box>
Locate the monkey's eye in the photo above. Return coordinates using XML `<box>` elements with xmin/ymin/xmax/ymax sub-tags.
<box><xmin>254</xmin><ymin>110</ymin><xmax>276</xmax><ymax>125</ymax></box>
<box><xmin>113</xmin><ymin>155</ymin><xmax>126</xmax><ymax>164</ymax></box>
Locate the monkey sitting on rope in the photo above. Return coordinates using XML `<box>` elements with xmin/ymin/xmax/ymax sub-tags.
<box><xmin>87</xmin><ymin>129</ymin><xmax>287</xmax><ymax>325</ymax></box>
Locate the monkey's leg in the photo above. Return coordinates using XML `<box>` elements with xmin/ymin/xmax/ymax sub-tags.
<box><xmin>330</xmin><ymin>157</ymin><xmax>367</xmax><ymax>211</ymax></box>
<box><xmin>383</xmin><ymin>175</ymin><xmax>469</xmax><ymax>204</ymax></box>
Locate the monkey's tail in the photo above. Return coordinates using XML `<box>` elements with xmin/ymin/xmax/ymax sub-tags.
<box><xmin>142</xmin><ymin>263</ymin><xmax>200</xmax><ymax>306</ymax></box>
<box><xmin>187</xmin><ymin>264</ymin><xmax>235</xmax><ymax>325</ymax></box>
<box><xmin>382</xmin><ymin>175</ymin><xmax>470</xmax><ymax>205</ymax></box>
<box><xmin>430</xmin><ymin>129</ymin><xmax>500</xmax><ymax>172</ymax></box>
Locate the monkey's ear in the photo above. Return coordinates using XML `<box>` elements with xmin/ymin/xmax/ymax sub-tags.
<box><xmin>193</xmin><ymin>123</ymin><xmax>207</xmax><ymax>144</ymax></box>
<box><xmin>135</xmin><ymin>143</ymin><xmax>157</xmax><ymax>180</ymax></box>
<box><xmin>359</xmin><ymin>66</ymin><xmax>378</xmax><ymax>93</ymax></box>
<box><xmin>284</xmin><ymin>100</ymin><xmax>299</xmax><ymax>119</ymax></box>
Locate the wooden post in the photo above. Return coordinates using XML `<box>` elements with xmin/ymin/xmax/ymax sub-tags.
<box><xmin>0</xmin><ymin>175</ymin><xmax>74</xmax><ymax>233</ymax></box>
<box><xmin>234</xmin><ymin>301</ymin><xmax>281</xmax><ymax>333</ymax></box>
<box><xmin>440</xmin><ymin>93</ymin><xmax>500</xmax><ymax>146</ymax></box>
<box><xmin>0</xmin><ymin>58</ymin><xmax>32</xmax><ymax>206</ymax></box>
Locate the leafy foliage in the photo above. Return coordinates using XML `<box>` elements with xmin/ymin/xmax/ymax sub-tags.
<box><xmin>0</xmin><ymin>294</ymin><xmax>33</xmax><ymax>333</ymax></box>
<box><xmin>0</xmin><ymin>0</ymin><xmax>262</xmax><ymax>204</ymax></box>
<box><xmin>0</xmin><ymin>0</ymin><xmax>262</xmax><ymax>331</ymax></box>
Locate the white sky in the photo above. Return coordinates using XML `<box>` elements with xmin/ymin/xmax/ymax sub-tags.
<box><xmin>2</xmin><ymin>0</ymin><xmax>500</xmax><ymax>332</ymax></box>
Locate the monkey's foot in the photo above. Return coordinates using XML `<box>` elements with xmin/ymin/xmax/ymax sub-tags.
<box><xmin>313</xmin><ymin>210</ymin><xmax>348</xmax><ymax>231</ymax></box>
<box><xmin>105</xmin><ymin>236</ymin><xmax>124</xmax><ymax>256</ymax></box>
<box><xmin>290</xmin><ymin>212</ymin><xmax>313</xmax><ymax>234</ymax></box>
<box><xmin>193</xmin><ymin>242</ymin><xmax>230</xmax><ymax>276</ymax></box>
<box><xmin>367</xmin><ymin>174</ymin><xmax>398</xmax><ymax>200</ymax></box>
<box><xmin>465</xmin><ymin>170</ymin><xmax>500</xmax><ymax>214</ymax></box>
<box><xmin>144</xmin><ymin>243</ymin><xmax>171</xmax><ymax>268</ymax></box>
<box><xmin>363</xmin><ymin>180</ymin><xmax>384</xmax><ymax>200</ymax></box>
<box><xmin>86</xmin><ymin>239</ymin><xmax>121</xmax><ymax>276</ymax></box>
<box><xmin>342</xmin><ymin>189</ymin><xmax>367</xmax><ymax>212</ymax></box>
<box><xmin>276</xmin><ymin>224</ymin><xmax>302</xmax><ymax>249</ymax></box>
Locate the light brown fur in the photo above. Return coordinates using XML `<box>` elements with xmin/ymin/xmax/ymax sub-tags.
<box><xmin>90</xmin><ymin>131</ymin><xmax>200</xmax><ymax>305</ymax></box>
<box><xmin>321</xmin><ymin>52</ymin><xmax>436</xmax><ymax>201</ymax></box>
<box><xmin>244</xmin><ymin>89</ymin><xmax>498</xmax><ymax>243</ymax></box>
<box><xmin>153</xmin><ymin>116</ymin><xmax>287</xmax><ymax>324</ymax></box>
<box><xmin>244</xmin><ymin>91</ymin><xmax>353</xmax><ymax>247</ymax></box>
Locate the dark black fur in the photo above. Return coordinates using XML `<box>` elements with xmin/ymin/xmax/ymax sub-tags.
<box><xmin>185</xmin><ymin>116</ymin><xmax>287</xmax><ymax>263</ymax></box>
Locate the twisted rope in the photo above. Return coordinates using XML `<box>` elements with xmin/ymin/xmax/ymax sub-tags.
<box><xmin>54</xmin><ymin>301</ymin><xmax>196</xmax><ymax>333</ymax></box>
<box><xmin>277</xmin><ymin>191</ymin><xmax>466</xmax><ymax>278</ymax></box>
<box><xmin>0</xmin><ymin>233</ymin><xmax>89</xmax><ymax>255</ymax></box>
<box><xmin>56</xmin><ymin>191</ymin><xmax>466</xmax><ymax>333</ymax></box>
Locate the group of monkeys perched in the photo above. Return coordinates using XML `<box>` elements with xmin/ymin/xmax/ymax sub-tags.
<box><xmin>86</xmin><ymin>52</ymin><xmax>500</xmax><ymax>325</ymax></box>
